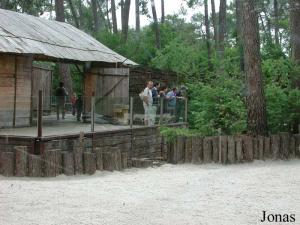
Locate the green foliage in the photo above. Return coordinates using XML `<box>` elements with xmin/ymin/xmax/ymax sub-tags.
<box><xmin>160</xmin><ymin>126</ymin><xmax>199</xmax><ymax>143</ymax></box>
<box><xmin>188</xmin><ymin>76</ymin><xmax>247</xmax><ymax>136</ymax></box>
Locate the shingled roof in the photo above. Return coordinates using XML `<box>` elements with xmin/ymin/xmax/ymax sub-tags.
<box><xmin>0</xmin><ymin>9</ymin><xmax>136</xmax><ymax>65</ymax></box>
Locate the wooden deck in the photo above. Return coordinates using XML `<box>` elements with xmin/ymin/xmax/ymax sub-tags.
<box><xmin>0</xmin><ymin>114</ymin><xmax>135</xmax><ymax>137</ymax></box>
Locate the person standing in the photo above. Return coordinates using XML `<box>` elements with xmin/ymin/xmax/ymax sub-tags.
<box><xmin>166</xmin><ymin>87</ymin><xmax>177</xmax><ymax>116</ymax></box>
<box><xmin>76</xmin><ymin>94</ymin><xmax>83</xmax><ymax>122</ymax></box>
<box><xmin>142</xmin><ymin>81</ymin><xmax>154</xmax><ymax>126</ymax></box>
<box><xmin>55</xmin><ymin>82</ymin><xmax>68</xmax><ymax>120</ymax></box>
<box><xmin>70</xmin><ymin>92</ymin><xmax>77</xmax><ymax>116</ymax></box>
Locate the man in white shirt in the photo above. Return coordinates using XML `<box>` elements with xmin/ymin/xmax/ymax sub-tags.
<box><xmin>143</xmin><ymin>81</ymin><xmax>154</xmax><ymax>126</ymax></box>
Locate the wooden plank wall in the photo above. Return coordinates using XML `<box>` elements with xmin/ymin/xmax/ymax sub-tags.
<box><xmin>129</xmin><ymin>67</ymin><xmax>179</xmax><ymax>114</ymax></box>
<box><xmin>84</xmin><ymin>67</ymin><xmax>129</xmax><ymax>116</ymax></box>
<box><xmin>32</xmin><ymin>66</ymin><xmax>53</xmax><ymax>111</ymax></box>
<box><xmin>129</xmin><ymin>67</ymin><xmax>179</xmax><ymax>97</ymax></box>
<box><xmin>0</xmin><ymin>55</ymin><xmax>32</xmax><ymax>128</ymax></box>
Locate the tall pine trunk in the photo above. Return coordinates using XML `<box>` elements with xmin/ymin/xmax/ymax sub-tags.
<box><xmin>55</xmin><ymin>0</ymin><xmax>73</xmax><ymax>97</ymax></box>
<box><xmin>236</xmin><ymin>0</ymin><xmax>244</xmax><ymax>72</ymax></box>
<box><xmin>218</xmin><ymin>0</ymin><xmax>226</xmax><ymax>58</ymax></box>
<box><xmin>211</xmin><ymin>0</ymin><xmax>217</xmax><ymax>46</ymax></box>
<box><xmin>121</xmin><ymin>0</ymin><xmax>131</xmax><ymax>42</ymax></box>
<box><xmin>204</xmin><ymin>0</ymin><xmax>212</xmax><ymax>70</ymax></box>
<box><xmin>66</xmin><ymin>0</ymin><xmax>79</xmax><ymax>28</ymax></box>
<box><xmin>0</xmin><ymin>0</ymin><xmax>8</xmax><ymax>9</ymax></box>
<box><xmin>161</xmin><ymin>0</ymin><xmax>165</xmax><ymax>23</ymax></box>
<box><xmin>274</xmin><ymin>0</ymin><xmax>279</xmax><ymax>45</ymax></box>
<box><xmin>242</xmin><ymin>0</ymin><xmax>268</xmax><ymax>136</ymax></box>
<box><xmin>135</xmin><ymin>0</ymin><xmax>140</xmax><ymax>32</ymax></box>
<box><xmin>91</xmin><ymin>0</ymin><xmax>100</xmax><ymax>33</ymax></box>
<box><xmin>150</xmin><ymin>0</ymin><xmax>161</xmax><ymax>49</ymax></box>
<box><xmin>290</xmin><ymin>0</ymin><xmax>300</xmax><ymax>63</ymax></box>
<box><xmin>78</xmin><ymin>0</ymin><xmax>84</xmax><ymax>28</ymax></box>
<box><xmin>111</xmin><ymin>0</ymin><xmax>118</xmax><ymax>34</ymax></box>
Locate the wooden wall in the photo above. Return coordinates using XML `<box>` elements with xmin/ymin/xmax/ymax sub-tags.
<box><xmin>32</xmin><ymin>65</ymin><xmax>53</xmax><ymax>112</ymax></box>
<box><xmin>129</xmin><ymin>67</ymin><xmax>179</xmax><ymax>97</ymax></box>
<box><xmin>0</xmin><ymin>55</ymin><xmax>32</xmax><ymax>128</ymax></box>
<box><xmin>84</xmin><ymin>67</ymin><xmax>129</xmax><ymax>116</ymax></box>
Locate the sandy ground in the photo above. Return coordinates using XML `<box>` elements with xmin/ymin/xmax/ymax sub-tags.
<box><xmin>0</xmin><ymin>160</ymin><xmax>299</xmax><ymax>225</ymax></box>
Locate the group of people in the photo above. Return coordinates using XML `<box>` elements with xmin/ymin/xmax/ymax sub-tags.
<box><xmin>55</xmin><ymin>82</ymin><xmax>82</xmax><ymax>121</ymax></box>
<box><xmin>141</xmin><ymin>81</ymin><xmax>186</xmax><ymax>126</ymax></box>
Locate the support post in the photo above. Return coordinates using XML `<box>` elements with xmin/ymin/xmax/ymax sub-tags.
<box><xmin>218</xmin><ymin>128</ymin><xmax>222</xmax><ymax>163</ymax></box>
<box><xmin>37</xmin><ymin>90</ymin><xmax>43</xmax><ymax>138</ymax></box>
<box><xmin>130</xmin><ymin>97</ymin><xmax>134</xmax><ymax>129</ymax></box>
<box><xmin>184</xmin><ymin>97</ymin><xmax>188</xmax><ymax>123</ymax></box>
<box><xmin>91</xmin><ymin>95</ymin><xmax>95</xmax><ymax>132</ymax></box>
<box><xmin>159</xmin><ymin>97</ymin><xmax>163</xmax><ymax>125</ymax></box>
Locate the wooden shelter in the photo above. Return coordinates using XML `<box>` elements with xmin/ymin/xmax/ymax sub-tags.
<box><xmin>0</xmin><ymin>9</ymin><xmax>136</xmax><ymax>128</ymax></box>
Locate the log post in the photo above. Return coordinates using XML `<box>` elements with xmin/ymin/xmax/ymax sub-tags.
<box><xmin>220</xmin><ymin>136</ymin><xmax>228</xmax><ymax>164</ymax></box>
<box><xmin>15</xmin><ymin>146</ymin><xmax>28</xmax><ymax>177</ymax></box>
<box><xmin>94</xmin><ymin>147</ymin><xmax>103</xmax><ymax>170</ymax></box>
<box><xmin>253</xmin><ymin>137</ymin><xmax>259</xmax><ymax>160</ymax></box>
<box><xmin>0</xmin><ymin>152</ymin><xmax>15</xmax><ymax>176</ymax></box>
<box><xmin>102</xmin><ymin>147</ymin><xmax>121</xmax><ymax>171</ymax></box>
<box><xmin>132</xmin><ymin>158</ymin><xmax>153</xmax><ymax>168</ymax></box>
<box><xmin>271</xmin><ymin>135</ymin><xmax>280</xmax><ymax>160</ymax></box>
<box><xmin>264</xmin><ymin>137</ymin><xmax>271</xmax><ymax>159</ymax></box>
<box><xmin>191</xmin><ymin>136</ymin><xmax>203</xmax><ymax>164</ymax></box>
<box><xmin>289</xmin><ymin>136</ymin><xmax>296</xmax><ymax>158</ymax></box>
<box><xmin>102</xmin><ymin>151</ymin><xmax>115</xmax><ymax>171</ymax></box>
<box><xmin>43</xmin><ymin>149</ymin><xmax>62</xmax><ymax>177</ymax></box>
<box><xmin>279</xmin><ymin>132</ymin><xmax>290</xmax><ymax>160</ymax></box>
<box><xmin>127</xmin><ymin>158</ymin><xmax>132</xmax><ymax>168</ymax></box>
<box><xmin>235</xmin><ymin>136</ymin><xmax>243</xmax><ymax>162</ymax></box>
<box><xmin>73</xmin><ymin>146</ymin><xmax>83</xmax><ymax>174</ymax></box>
<box><xmin>242</xmin><ymin>135</ymin><xmax>254</xmax><ymax>162</ymax></box>
<box><xmin>203</xmin><ymin>137</ymin><xmax>212</xmax><ymax>163</ymax></box>
<box><xmin>176</xmin><ymin>136</ymin><xmax>185</xmax><ymax>163</ymax></box>
<box><xmin>294</xmin><ymin>134</ymin><xmax>300</xmax><ymax>158</ymax></box>
<box><xmin>258</xmin><ymin>136</ymin><xmax>264</xmax><ymax>160</ymax></box>
<box><xmin>184</xmin><ymin>136</ymin><xmax>192</xmax><ymax>163</ymax></box>
<box><xmin>121</xmin><ymin>152</ymin><xmax>128</xmax><ymax>169</ymax></box>
<box><xmin>227</xmin><ymin>136</ymin><xmax>235</xmax><ymax>164</ymax></box>
<box><xmin>28</xmin><ymin>154</ymin><xmax>42</xmax><ymax>177</ymax></box>
<box><xmin>62</xmin><ymin>151</ymin><xmax>74</xmax><ymax>176</ymax></box>
<box><xmin>211</xmin><ymin>136</ymin><xmax>219</xmax><ymax>163</ymax></box>
<box><xmin>83</xmin><ymin>152</ymin><xmax>96</xmax><ymax>175</ymax></box>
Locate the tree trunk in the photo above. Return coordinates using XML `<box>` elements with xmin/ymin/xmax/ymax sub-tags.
<box><xmin>204</xmin><ymin>0</ymin><xmax>212</xmax><ymax>70</ymax></box>
<box><xmin>67</xmin><ymin>0</ymin><xmax>79</xmax><ymax>28</ymax></box>
<box><xmin>121</xmin><ymin>0</ymin><xmax>131</xmax><ymax>42</ymax></box>
<box><xmin>242</xmin><ymin>0</ymin><xmax>268</xmax><ymax>136</ymax></box>
<box><xmin>274</xmin><ymin>0</ymin><xmax>279</xmax><ymax>45</ymax></box>
<box><xmin>111</xmin><ymin>0</ymin><xmax>118</xmax><ymax>33</ymax></box>
<box><xmin>290</xmin><ymin>0</ymin><xmax>300</xmax><ymax>64</ymax></box>
<box><xmin>55</xmin><ymin>0</ymin><xmax>65</xmax><ymax>21</ymax></box>
<box><xmin>161</xmin><ymin>0</ymin><xmax>165</xmax><ymax>23</ymax></box>
<box><xmin>135</xmin><ymin>0</ymin><xmax>140</xmax><ymax>32</ymax></box>
<box><xmin>78</xmin><ymin>0</ymin><xmax>84</xmax><ymax>28</ymax></box>
<box><xmin>150</xmin><ymin>0</ymin><xmax>161</xmax><ymax>49</ymax></box>
<box><xmin>236</xmin><ymin>0</ymin><xmax>244</xmax><ymax>72</ymax></box>
<box><xmin>105</xmin><ymin>0</ymin><xmax>112</xmax><ymax>32</ymax></box>
<box><xmin>91</xmin><ymin>0</ymin><xmax>100</xmax><ymax>33</ymax></box>
<box><xmin>55</xmin><ymin>0</ymin><xmax>73</xmax><ymax>96</ymax></box>
<box><xmin>218</xmin><ymin>0</ymin><xmax>227</xmax><ymax>58</ymax></box>
<box><xmin>0</xmin><ymin>0</ymin><xmax>8</xmax><ymax>9</ymax></box>
<box><xmin>211</xmin><ymin>0</ymin><xmax>217</xmax><ymax>45</ymax></box>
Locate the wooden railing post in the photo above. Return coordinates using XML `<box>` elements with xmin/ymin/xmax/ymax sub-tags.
<box><xmin>37</xmin><ymin>90</ymin><xmax>43</xmax><ymax>138</ymax></box>
<box><xmin>91</xmin><ymin>94</ymin><xmax>95</xmax><ymax>132</ymax></box>
<box><xmin>130</xmin><ymin>97</ymin><xmax>134</xmax><ymax>129</ymax></box>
